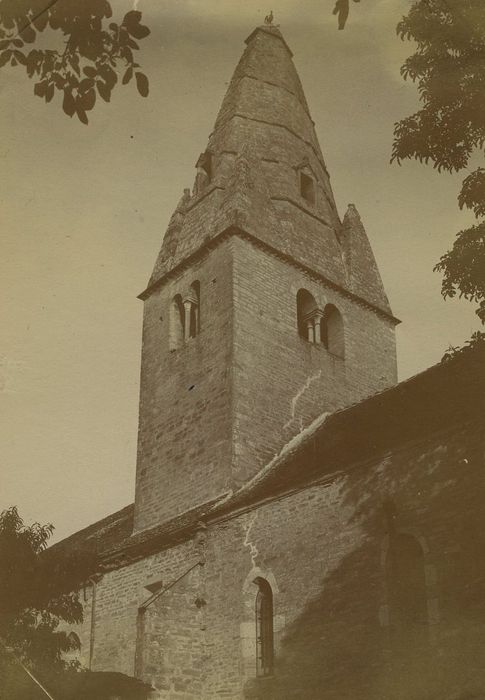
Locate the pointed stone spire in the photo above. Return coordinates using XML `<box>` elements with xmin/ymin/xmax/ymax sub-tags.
<box><xmin>341</xmin><ymin>204</ymin><xmax>392</xmax><ymax>314</ymax></box>
<box><xmin>143</xmin><ymin>24</ymin><xmax>396</xmax><ymax>322</ymax></box>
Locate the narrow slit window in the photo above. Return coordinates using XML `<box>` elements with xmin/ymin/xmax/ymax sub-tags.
<box><xmin>255</xmin><ymin>578</ymin><xmax>274</xmax><ymax>677</ymax></box>
<box><xmin>300</xmin><ymin>172</ymin><xmax>315</xmax><ymax>205</ymax></box>
<box><xmin>134</xmin><ymin>608</ymin><xmax>146</xmax><ymax>679</ymax></box>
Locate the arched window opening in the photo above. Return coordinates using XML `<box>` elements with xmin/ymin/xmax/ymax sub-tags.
<box><xmin>322</xmin><ymin>304</ymin><xmax>344</xmax><ymax>358</ymax></box>
<box><xmin>296</xmin><ymin>289</ymin><xmax>321</xmax><ymax>343</ymax></box>
<box><xmin>189</xmin><ymin>281</ymin><xmax>200</xmax><ymax>338</ymax></box>
<box><xmin>169</xmin><ymin>294</ymin><xmax>184</xmax><ymax>350</ymax></box>
<box><xmin>300</xmin><ymin>172</ymin><xmax>315</xmax><ymax>205</ymax></box>
<box><xmin>255</xmin><ymin>578</ymin><xmax>274</xmax><ymax>677</ymax></box>
<box><xmin>386</xmin><ymin>534</ymin><xmax>428</xmax><ymax>631</ymax></box>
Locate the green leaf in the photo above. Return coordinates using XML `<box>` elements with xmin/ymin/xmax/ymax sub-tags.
<box><xmin>54</xmin><ymin>74</ymin><xmax>65</xmax><ymax>89</ymax></box>
<box><xmin>80</xmin><ymin>88</ymin><xmax>96</xmax><ymax>111</ymax></box>
<box><xmin>45</xmin><ymin>82</ymin><xmax>55</xmax><ymax>103</ymax></box>
<box><xmin>100</xmin><ymin>64</ymin><xmax>117</xmax><ymax>88</ymax></box>
<box><xmin>122</xmin><ymin>66</ymin><xmax>133</xmax><ymax>85</ymax></box>
<box><xmin>70</xmin><ymin>56</ymin><xmax>81</xmax><ymax>76</ymax></box>
<box><xmin>78</xmin><ymin>77</ymin><xmax>94</xmax><ymax>93</ymax></box>
<box><xmin>97</xmin><ymin>81</ymin><xmax>111</xmax><ymax>103</ymax></box>
<box><xmin>33</xmin><ymin>12</ymin><xmax>48</xmax><ymax>32</ymax></box>
<box><xmin>135</xmin><ymin>71</ymin><xmax>149</xmax><ymax>97</ymax></box>
<box><xmin>83</xmin><ymin>66</ymin><xmax>97</xmax><ymax>78</ymax></box>
<box><xmin>76</xmin><ymin>106</ymin><xmax>89</xmax><ymax>125</ymax></box>
<box><xmin>128</xmin><ymin>24</ymin><xmax>150</xmax><ymax>40</ymax></box>
<box><xmin>123</xmin><ymin>10</ymin><xmax>142</xmax><ymax>27</ymax></box>
<box><xmin>13</xmin><ymin>50</ymin><xmax>26</xmax><ymax>66</ymax></box>
<box><xmin>20</xmin><ymin>25</ymin><xmax>36</xmax><ymax>44</ymax></box>
<box><xmin>45</xmin><ymin>83</ymin><xmax>54</xmax><ymax>102</ymax></box>
<box><xmin>34</xmin><ymin>81</ymin><xmax>47</xmax><ymax>98</ymax></box>
<box><xmin>0</xmin><ymin>51</ymin><xmax>11</xmax><ymax>68</ymax></box>
<box><xmin>62</xmin><ymin>90</ymin><xmax>76</xmax><ymax>117</ymax></box>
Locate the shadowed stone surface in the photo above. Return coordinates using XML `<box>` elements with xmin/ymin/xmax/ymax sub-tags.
<box><xmin>50</xmin><ymin>23</ymin><xmax>485</xmax><ymax>700</ymax></box>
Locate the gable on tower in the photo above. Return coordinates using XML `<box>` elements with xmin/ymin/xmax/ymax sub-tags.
<box><xmin>134</xmin><ymin>22</ymin><xmax>399</xmax><ymax>533</ymax></box>
<box><xmin>142</xmin><ymin>25</ymin><xmax>395</xmax><ymax>328</ymax></box>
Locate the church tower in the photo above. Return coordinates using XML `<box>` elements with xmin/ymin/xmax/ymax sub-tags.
<box><xmin>134</xmin><ymin>24</ymin><xmax>399</xmax><ymax>532</ymax></box>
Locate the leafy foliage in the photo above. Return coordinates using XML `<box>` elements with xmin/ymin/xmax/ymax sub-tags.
<box><xmin>391</xmin><ymin>0</ymin><xmax>485</xmax><ymax>324</ymax></box>
<box><xmin>434</xmin><ymin>221</ymin><xmax>485</xmax><ymax>321</ymax></box>
<box><xmin>441</xmin><ymin>329</ymin><xmax>485</xmax><ymax>361</ymax></box>
<box><xmin>0</xmin><ymin>1</ymin><xmax>150</xmax><ymax>124</ymax></box>
<box><xmin>0</xmin><ymin>506</ymin><xmax>95</xmax><ymax>674</ymax></box>
<box><xmin>459</xmin><ymin>168</ymin><xmax>485</xmax><ymax>218</ymax></box>
<box><xmin>392</xmin><ymin>1</ymin><xmax>485</xmax><ymax>173</ymax></box>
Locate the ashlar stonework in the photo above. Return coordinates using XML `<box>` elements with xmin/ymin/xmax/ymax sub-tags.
<box><xmin>52</xmin><ymin>23</ymin><xmax>485</xmax><ymax>700</ymax></box>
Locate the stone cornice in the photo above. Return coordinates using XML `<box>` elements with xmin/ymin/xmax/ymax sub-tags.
<box><xmin>139</xmin><ymin>225</ymin><xmax>400</xmax><ymax>325</ymax></box>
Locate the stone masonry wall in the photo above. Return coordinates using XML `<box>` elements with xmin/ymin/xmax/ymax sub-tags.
<box><xmin>135</xmin><ymin>232</ymin><xmax>396</xmax><ymax>529</ymax></box>
<box><xmin>75</xmin><ymin>418</ymin><xmax>485</xmax><ymax>700</ymax></box>
<box><xmin>231</xmin><ymin>235</ymin><xmax>397</xmax><ymax>485</ymax></box>
<box><xmin>134</xmin><ymin>240</ymin><xmax>235</xmax><ymax>532</ymax></box>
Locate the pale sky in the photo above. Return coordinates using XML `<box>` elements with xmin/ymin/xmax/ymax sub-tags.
<box><xmin>1</xmin><ymin>0</ymin><xmax>480</xmax><ymax>543</ymax></box>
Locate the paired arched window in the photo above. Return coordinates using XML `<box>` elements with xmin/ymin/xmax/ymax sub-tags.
<box><xmin>386</xmin><ymin>533</ymin><xmax>428</xmax><ymax>630</ymax></box>
<box><xmin>322</xmin><ymin>304</ymin><xmax>345</xmax><ymax>358</ymax></box>
<box><xmin>297</xmin><ymin>289</ymin><xmax>318</xmax><ymax>341</ymax></box>
<box><xmin>169</xmin><ymin>282</ymin><xmax>201</xmax><ymax>351</ymax></box>
<box><xmin>255</xmin><ymin>578</ymin><xmax>274</xmax><ymax>677</ymax></box>
<box><xmin>169</xmin><ymin>294</ymin><xmax>185</xmax><ymax>350</ymax></box>
<box><xmin>297</xmin><ymin>291</ymin><xmax>344</xmax><ymax>357</ymax></box>
<box><xmin>189</xmin><ymin>281</ymin><xmax>200</xmax><ymax>339</ymax></box>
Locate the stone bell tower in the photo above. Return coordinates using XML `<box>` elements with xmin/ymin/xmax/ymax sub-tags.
<box><xmin>133</xmin><ymin>23</ymin><xmax>399</xmax><ymax>533</ymax></box>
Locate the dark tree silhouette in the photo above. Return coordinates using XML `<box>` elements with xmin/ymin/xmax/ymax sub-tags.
<box><xmin>392</xmin><ymin>1</ymin><xmax>485</xmax><ymax>329</ymax></box>
<box><xmin>0</xmin><ymin>506</ymin><xmax>94</xmax><ymax>683</ymax></box>
<box><xmin>0</xmin><ymin>0</ymin><xmax>150</xmax><ymax>124</ymax></box>
<box><xmin>332</xmin><ymin>0</ymin><xmax>485</xmax><ymax>339</ymax></box>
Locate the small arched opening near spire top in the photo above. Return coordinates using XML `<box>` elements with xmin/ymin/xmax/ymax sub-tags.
<box><xmin>296</xmin><ymin>289</ymin><xmax>319</xmax><ymax>342</ymax></box>
<box><xmin>321</xmin><ymin>304</ymin><xmax>344</xmax><ymax>358</ymax></box>
<box><xmin>300</xmin><ymin>172</ymin><xmax>315</xmax><ymax>206</ymax></box>
<box><xmin>169</xmin><ymin>294</ymin><xmax>184</xmax><ymax>350</ymax></box>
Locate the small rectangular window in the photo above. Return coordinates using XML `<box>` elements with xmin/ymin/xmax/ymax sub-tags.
<box><xmin>300</xmin><ymin>172</ymin><xmax>315</xmax><ymax>205</ymax></box>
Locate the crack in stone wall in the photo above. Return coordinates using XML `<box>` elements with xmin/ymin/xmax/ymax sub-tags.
<box><xmin>242</xmin><ymin>511</ymin><xmax>259</xmax><ymax>568</ymax></box>
<box><xmin>284</xmin><ymin>369</ymin><xmax>322</xmax><ymax>431</ymax></box>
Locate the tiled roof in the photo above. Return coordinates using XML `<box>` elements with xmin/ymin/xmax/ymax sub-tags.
<box><xmin>53</xmin><ymin>345</ymin><xmax>484</xmax><ymax>572</ymax></box>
